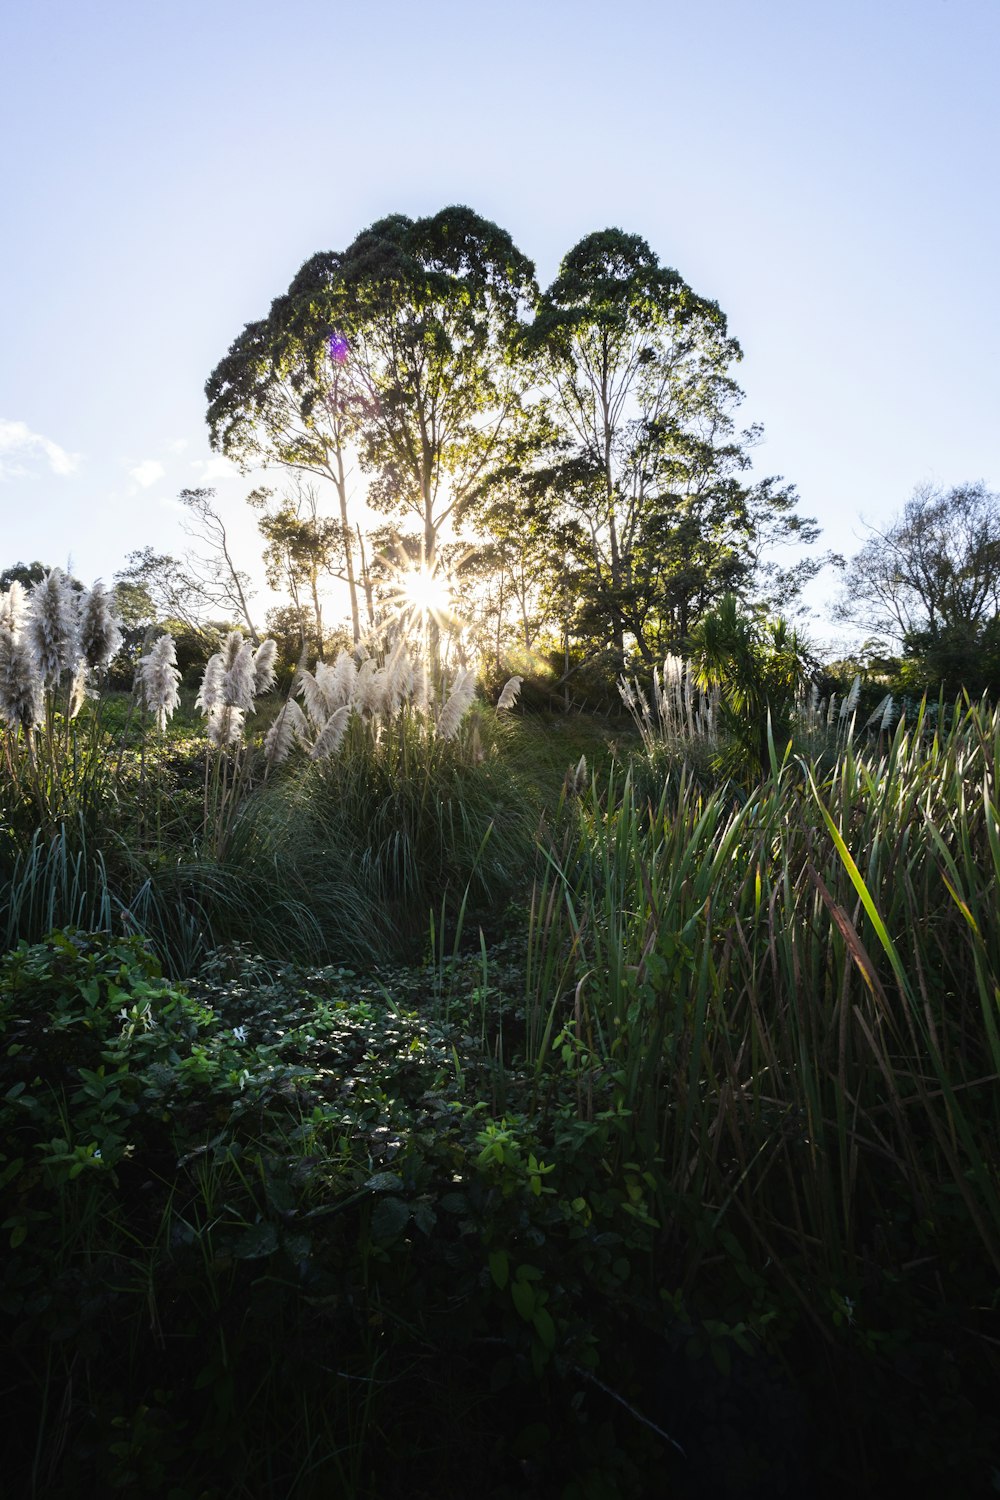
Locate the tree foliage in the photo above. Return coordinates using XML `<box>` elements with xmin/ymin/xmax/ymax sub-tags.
<box><xmin>206</xmin><ymin>208</ymin><xmax>823</xmax><ymax>683</ymax></box>
<box><xmin>691</xmin><ymin>593</ymin><xmax>811</xmax><ymax>774</ymax></box>
<box><xmin>473</xmin><ymin>229</ymin><xmax>822</xmax><ymax>667</ymax></box>
<box><xmin>207</xmin><ymin>207</ymin><xmax>537</xmax><ymax>648</ymax></box>
<box><xmin>838</xmin><ymin>482</ymin><xmax>1000</xmax><ymax>694</ymax></box>
<box><xmin>248</xmin><ymin>481</ymin><xmax>344</xmax><ymax>658</ymax></box>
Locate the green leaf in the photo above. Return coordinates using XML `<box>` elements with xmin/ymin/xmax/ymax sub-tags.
<box><xmin>371</xmin><ymin>1195</ymin><xmax>410</xmax><ymax>1244</ymax></box>
<box><xmin>532</xmin><ymin>1306</ymin><xmax>556</xmax><ymax>1350</ymax></box>
<box><xmin>412</xmin><ymin>1201</ymin><xmax>437</xmax><ymax>1236</ymax></box>
<box><xmin>511</xmin><ymin>1279</ymin><xmax>535</xmax><ymax>1321</ymax></box>
<box><xmin>488</xmin><ymin>1249</ymin><xmax>509</xmax><ymax>1289</ymax></box>
<box><xmin>233</xmin><ymin>1222</ymin><xmax>279</xmax><ymax>1260</ymax></box>
<box><xmin>365</xmin><ymin>1171</ymin><xmax>404</xmax><ymax>1193</ymax></box>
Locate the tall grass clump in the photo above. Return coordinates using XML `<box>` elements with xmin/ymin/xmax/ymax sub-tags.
<box><xmin>525</xmin><ymin>700</ymin><xmax>1000</xmax><ymax>1358</ymax></box>
<box><xmin>0</xmin><ymin>571</ymin><xmax>123</xmax><ymax>837</ymax></box>
<box><xmin>619</xmin><ymin>653</ymin><xmax>719</xmax><ymax>801</ymax></box>
<box><xmin>256</xmin><ymin>644</ymin><xmax>538</xmax><ymax>956</ymax></box>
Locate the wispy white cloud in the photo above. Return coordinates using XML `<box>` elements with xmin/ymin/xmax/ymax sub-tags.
<box><xmin>0</xmin><ymin>418</ymin><xmax>81</xmax><ymax>480</ymax></box>
<box><xmin>191</xmin><ymin>455</ymin><xmax>240</xmax><ymax>484</ymax></box>
<box><xmin>167</xmin><ymin>438</ymin><xmax>189</xmax><ymax>454</ymax></box>
<box><xmin>129</xmin><ymin>459</ymin><xmax>166</xmax><ymax>488</ymax></box>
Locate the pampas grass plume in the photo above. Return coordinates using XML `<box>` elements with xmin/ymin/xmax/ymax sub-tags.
<box><xmin>327</xmin><ymin>649</ymin><xmax>357</xmax><ymax>708</ymax></box>
<box><xmin>353</xmin><ymin>658</ymin><xmax>380</xmax><ymax>717</ymax></box>
<box><xmin>264</xmin><ymin>698</ymin><xmax>309</xmax><ymax>766</ymax></box>
<box><xmin>26</xmin><ymin>568</ymin><xmax>79</xmax><ymax>683</ymax></box>
<box><xmin>839</xmin><ymin>674</ymin><xmax>861</xmax><ymax>720</ymax></box>
<box><xmin>223</xmin><ymin>637</ymin><xmax>256</xmax><ymax>711</ymax></box>
<box><xmin>136</xmin><ymin>632</ymin><xmax>181</xmax><ymax>731</ymax></box>
<box><xmin>207</xmin><ymin>704</ymin><xmax>245</xmax><ymax>748</ymax></box>
<box><xmin>0</xmin><ymin>626</ymin><xmax>42</xmax><ymax>728</ymax></box>
<box><xmin>0</xmin><ymin>581</ymin><xmax>29</xmax><ymax>639</ymax></box>
<box><xmin>252</xmin><ymin>638</ymin><xmax>278</xmax><ymax>696</ymax></box>
<box><xmin>437</xmin><ymin>666</ymin><xmax>477</xmax><ymax>740</ymax></box>
<box><xmin>296</xmin><ymin>667</ymin><xmax>330</xmax><ymax>727</ymax></box>
<box><xmin>196</xmin><ymin>653</ymin><xmax>225</xmax><ymax>713</ymax></box>
<box><xmin>78</xmin><ymin>581</ymin><xmax>123</xmax><ymax>670</ymax></box>
<box><xmin>310</xmin><ymin>704</ymin><xmax>351</xmax><ymax>760</ymax></box>
<box><xmin>496</xmin><ymin>675</ymin><xmax>522</xmax><ymax>710</ymax></box>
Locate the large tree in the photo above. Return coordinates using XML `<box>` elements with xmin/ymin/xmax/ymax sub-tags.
<box><xmin>206</xmin><ymin>267</ymin><xmax>366</xmax><ymax>641</ymax></box>
<box><xmin>838</xmin><ymin>481</ymin><xmax>1000</xmax><ymax>644</ymax></box>
<box><xmin>206</xmin><ymin>207</ymin><xmax>536</xmax><ymax>651</ymax></box>
<box><xmin>114</xmin><ymin>490</ymin><xmax>256</xmax><ymax>644</ymax></box>
<box><xmin>837</xmin><ymin>481</ymin><xmax>1000</xmax><ymax>696</ymax></box>
<box><xmin>509</xmin><ymin>230</ymin><xmax>816</xmax><ymax>665</ymax></box>
<box><xmin>248</xmin><ymin>480</ymin><xmax>343</xmax><ymax>658</ymax></box>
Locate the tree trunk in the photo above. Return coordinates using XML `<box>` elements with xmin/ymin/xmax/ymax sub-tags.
<box><xmin>332</xmin><ymin>446</ymin><xmax>361</xmax><ymax>644</ymax></box>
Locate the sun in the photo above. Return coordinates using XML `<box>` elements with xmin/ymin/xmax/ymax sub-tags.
<box><xmin>397</xmin><ymin>565</ymin><xmax>454</xmax><ymax>619</ymax></box>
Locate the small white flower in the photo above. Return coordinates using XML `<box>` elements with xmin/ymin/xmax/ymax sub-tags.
<box><xmin>232</xmin><ymin>1025</ymin><xmax>248</xmax><ymax>1043</ymax></box>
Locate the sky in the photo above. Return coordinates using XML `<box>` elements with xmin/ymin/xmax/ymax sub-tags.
<box><xmin>2</xmin><ymin>0</ymin><xmax>998</xmax><ymax>654</ymax></box>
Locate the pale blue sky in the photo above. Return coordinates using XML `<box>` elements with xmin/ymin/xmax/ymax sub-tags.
<box><xmin>2</xmin><ymin>0</ymin><xmax>997</xmax><ymax>649</ymax></box>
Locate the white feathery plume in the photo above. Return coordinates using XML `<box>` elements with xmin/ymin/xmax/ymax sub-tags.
<box><xmin>222</xmin><ymin>630</ymin><xmax>244</xmax><ymax>670</ymax></box>
<box><xmin>863</xmin><ymin>694</ymin><xmax>892</xmax><ymax>732</ymax></box>
<box><xmin>353</xmin><ymin>657</ymin><xmax>381</xmax><ymax>716</ymax></box>
<box><xmin>68</xmin><ymin>659</ymin><xmax>92</xmax><ymax>719</ymax></box>
<box><xmin>136</xmin><ymin>632</ymin><xmax>181</xmax><ymax>731</ymax></box>
<box><xmin>26</xmin><ymin>568</ymin><xmax>79</xmax><ymax>683</ymax></box>
<box><xmin>826</xmin><ymin>693</ymin><xmax>837</xmax><ymax>726</ymax></box>
<box><xmin>496</xmin><ymin>675</ymin><xmax>522</xmax><ymax>710</ymax></box>
<box><xmin>436</xmin><ymin>666</ymin><xmax>477</xmax><ymax>741</ymax></box>
<box><xmin>652</xmin><ymin>665</ymin><xmax>666</xmax><ymax>723</ymax></box>
<box><xmin>223</xmin><ymin>638</ymin><xmax>256</xmax><ymax>711</ymax></box>
<box><xmin>313</xmin><ymin>660</ymin><xmax>340</xmax><ymax>716</ymax></box>
<box><xmin>296</xmin><ymin>667</ymin><xmax>329</xmax><ymax>727</ymax></box>
<box><xmin>206</xmin><ymin>704</ymin><xmax>245</xmax><ymax>748</ymax></box>
<box><xmin>309</xmin><ymin>704</ymin><xmax>351</xmax><ymax>760</ymax></box>
<box><xmin>397</xmin><ymin>647</ymin><xmax>415</xmax><ymax>706</ymax></box>
<box><xmin>373</xmin><ymin>664</ymin><xmax>397</xmax><ymax>717</ymax></box>
<box><xmin>880</xmin><ymin>694</ymin><xmax>895</xmax><ymax>732</ymax></box>
<box><xmin>0</xmin><ymin>581</ymin><xmax>29</xmax><ymax>640</ymax></box>
<box><xmin>196</xmin><ymin>653</ymin><xmax>225</xmax><ymax>713</ymax></box>
<box><xmin>78</xmin><ymin>581</ymin><xmax>122</xmax><ymax>670</ymax></box>
<box><xmin>0</xmin><ymin>626</ymin><xmax>42</xmax><ymax>729</ymax></box>
<box><xmin>381</xmin><ymin>640</ymin><xmax>412</xmax><ymax>715</ymax></box>
<box><xmin>327</xmin><ymin>649</ymin><xmax>357</xmax><ymax>708</ymax></box>
<box><xmin>567</xmin><ymin>753</ymin><xmax>588</xmax><ymax>794</ymax></box>
<box><xmin>263</xmin><ymin>698</ymin><xmax>309</xmax><ymax>767</ymax></box>
<box><xmin>251</xmin><ymin>638</ymin><xmax>278</xmax><ymax>696</ymax></box>
<box><xmin>839</xmin><ymin>674</ymin><xmax>862</xmax><ymax>720</ymax></box>
<box><xmin>414</xmin><ymin>661</ymin><xmax>432</xmax><ymax>715</ymax></box>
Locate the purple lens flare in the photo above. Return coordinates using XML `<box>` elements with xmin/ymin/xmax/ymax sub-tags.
<box><xmin>328</xmin><ymin>332</ymin><xmax>350</xmax><ymax>366</ymax></box>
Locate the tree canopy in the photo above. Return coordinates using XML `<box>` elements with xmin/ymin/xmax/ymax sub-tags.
<box><xmin>206</xmin><ymin>208</ymin><xmax>823</xmax><ymax>683</ymax></box>
<box><xmin>838</xmin><ymin>481</ymin><xmax>1000</xmax><ymax>694</ymax></box>
<box><xmin>206</xmin><ymin>207</ymin><xmax>536</xmax><ymax>647</ymax></box>
<box><xmin>472</xmin><ymin>229</ymin><xmax>819</xmax><ymax>667</ymax></box>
